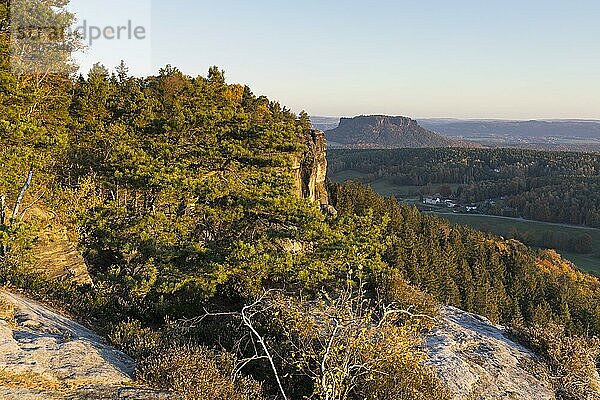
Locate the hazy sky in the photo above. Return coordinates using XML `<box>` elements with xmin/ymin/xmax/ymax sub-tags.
<box><xmin>69</xmin><ymin>0</ymin><xmax>600</xmax><ymax>119</ymax></box>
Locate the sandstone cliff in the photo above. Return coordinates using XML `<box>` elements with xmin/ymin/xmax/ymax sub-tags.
<box><xmin>294</xmin><ymin>130</ymin><xmax>335</xmax><ymax>214</ymax></box>
<box><xmin>28</xmin><ymin>207</ymin><xmax>91</xmax><ymax>285</ymax></box>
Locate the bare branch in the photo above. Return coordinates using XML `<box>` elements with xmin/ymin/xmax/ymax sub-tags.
<box><xmin>174</xmin><ymin>290</ymin><xmax>289</xmax><ymax>400</ymax></box>
<box><xmin>241</xmin><ymin>299</ymin><xmax>289</xmax><ymax>400</ymax></box>
<box><xmin>378</xmin><ymin>305</ymin><xmax>437</xmax><ymax>328</ymax></box>
<box><xmin>0</xmin><ymin>194</ymin><xmax>6</xmax><ymax>256</ymax></box>
<box><xmin>232</xmin><ymin>354</ymin><xmax>268</xmax><ymax>379</ymax></box>
<box><xmin>0</xmin><ymin>195</ymin><xmax>6</xmax><ymax>227</ymax></box>
<box><xmin>11</xmin><ymin>167</ymin><xmax>34</xmax><ymax>226</ymax></box>
<box><xmin>18</xmin><ymin>189</ymin><xmax>47</xmax><ymax>222</ymax></box>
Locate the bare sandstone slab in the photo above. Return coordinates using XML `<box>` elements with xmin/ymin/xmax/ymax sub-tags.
<box><xmin>427</xmin><ymin>306</ymin><xmax>556</xmax><ymax>400</ymax></box>
<box><xmin>0</xmin><ymin>291</ymin><xmax>178</xmax><ymax>400</ymax></box>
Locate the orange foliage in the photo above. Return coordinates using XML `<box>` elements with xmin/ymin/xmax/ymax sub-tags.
<box><xmin>485</xmin><ymin>239</ymin><xmax>510</xmax><ymax>254</ymax></box>
<box><xmin>535</xmin><ymin>250</ymin><xmax>600</xmax><ymax>287</ymax></box>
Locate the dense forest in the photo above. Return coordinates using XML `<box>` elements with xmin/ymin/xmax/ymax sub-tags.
<box><xmin>0</xmin><ymin>2</ymin><xmax>599</xmax><ymax>399</ymax></box>
<box><xmin>329</xmin><ymin>148</ymin><xmax>600</xmax><ymax>228</ymax></box>
<box><xmin>330</xmin><ymin>181</ymin><xmax>600</xmax><ymax>332</ymax></box>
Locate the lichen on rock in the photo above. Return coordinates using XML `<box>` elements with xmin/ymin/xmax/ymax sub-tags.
<box><xmin>0</xmin><ymin>291</ymin><xmax>178</xmax><ymax>400</ymax></box>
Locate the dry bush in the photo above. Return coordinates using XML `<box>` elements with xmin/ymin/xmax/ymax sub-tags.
<box><xmin>109</xmin><ymin>320</ymin><xmax>162</xmax><ymax>358</ymax></box>
<box><xmin>110</xmin><ymin>321</ymin><xmax>265</xmax><ymax>400</ymax></box>
<box><xmin>0</xmin><ymin>370</ymin><xmax>65</xmax><ymax>391</ymax></box>
<box><xmin>356</xmin><ymin>325</ymin><xmax>450</xmax><ymax>400</ymax></box>
<box><xmin>378</xmin><ymin>271</ymin><xmax>440</xmax><ymax>322</ymax></box>
<box><xmin>510</xmin><ymin>323</ymin><xmax>600</xmax><ymax>400</ymax></box>
<box><xmin>138</xmin><ymin>344</ymin><xmax>264</xmax><ymax>400</ymax></box>
<box><xmin>107</xmin><ymin>284</ymin><xmax>449</xmax><ymax>400</ymax></box>
<box><xmin>261</xmin><ymin>286</ymin><xmax>449</xmax><ymax>400</ymax></box>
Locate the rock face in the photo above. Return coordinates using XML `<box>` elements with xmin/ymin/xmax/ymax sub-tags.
<box><xmin>28</xmin><ymin>207</ymin><xmax>91</xmax><ymax>285</ymax></box>
<box><xmin>0</xmin><ymin>291</ymin><xmax>178</xmax><ymax>400</ymax></box>
<box><xmin>427</xmin><ymin>307</ymin><xmax>555</xmax><ymax>400</ymax></box>
<box><xmin>294</xmin><ymin>130</ymin><xmax>333</xmax><ymax>213</ymax></box>
<box><xmin>326</xmin><ymin>115</ymin><xmax>476</xmax><ymax>149</ymax></box>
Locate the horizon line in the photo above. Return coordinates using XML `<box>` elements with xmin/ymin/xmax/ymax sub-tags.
<box><xmin>312</xmin><ymin>115</ymin><xmax>600</xmax><ymax>123</ymax></box>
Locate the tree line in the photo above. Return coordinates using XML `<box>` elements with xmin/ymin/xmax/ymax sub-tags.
<box><xmin>329</xmin><ymin>148</ymin><xmax>600</xmax><ymax>228</ymax></box>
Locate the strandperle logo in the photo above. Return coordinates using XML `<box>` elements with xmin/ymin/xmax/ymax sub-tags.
<box><xmin>14</xmin><ymin>20</ymin><xmax>147</xmax><ymax>46</ymax></box>
<box><xmin>8</xmin><ymin>0</ymin><xmax>150</xmax><ymax>74</ymax></box>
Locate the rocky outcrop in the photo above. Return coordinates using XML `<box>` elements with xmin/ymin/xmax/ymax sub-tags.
<box><xmin>326</xmin><ymin>115</ymin><xmax>477</xmax><ymax>149</ymax></box>
<box><xmin>0</xmin><ymin>291</ymin><xmax>178</xmax><ymax>400</ymax></box>
<box><xmin>28</xmin><ymin>207</ymin><xmax>91</xmax><ymax>285</ymax></box>
<box><xmin>426</xmin><ymin>307</ymin><xmax>556</xmax><ymax>400</ymax></box>
<box><xmin>294</xmin><ymin>130</ymin><xmax>335</xmax><ymax>214</ymax></box>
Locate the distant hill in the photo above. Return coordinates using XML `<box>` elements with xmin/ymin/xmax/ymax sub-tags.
<box><xmin>418</xmin><ymin>119</ymin><xmax>600</xmax><ymax>152</ymax></box>
<box><xmin>419</xmin><ymin>119</ymin><xmax>600</xmax><ymax>138</ymax></box>
<box><xmin>325</xmin><ymin>115</ymin><xmax>477</xmax><ymax>149</ymax></box>
<box><xmin>310</xmin><ymin>116</ymin><xmax>341</xmax><ymax>132</ymax></box>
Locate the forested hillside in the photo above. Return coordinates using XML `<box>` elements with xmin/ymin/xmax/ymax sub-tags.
<box><xmin>0</xmin><ymin>2</ymin><xmax>599</xmax><ymax>399</ymax></box>
<box><xmin>329</xmin><ymin>148</ymin><xmax>600</xmax><ymax>227</ymax></box>
<box><xmin>329</xmin><ymin>181</ymin><xmax>600</xmax><ymax>333</ymax></box>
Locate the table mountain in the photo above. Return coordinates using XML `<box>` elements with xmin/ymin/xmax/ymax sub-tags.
<box><xmin>326</xmin><ymin>115</ymin><xmax>477</xmax><ymax>149</ymax></box>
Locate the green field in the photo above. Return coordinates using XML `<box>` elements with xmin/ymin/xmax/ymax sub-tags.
<box><xmin>329</xmin><ymin>170</ymin><xmax>369</xmax><ymax>182</ymax></box>
<box><xmin>438</xmin><ymin>213</ymin><xmax>600</xmax><ymax>276</ymax></box>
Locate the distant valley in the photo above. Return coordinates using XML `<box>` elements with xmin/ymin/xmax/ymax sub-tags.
<box><xmin>419</xmin><ymin>119</ymin><xmax>600</xmax><ymax>152</ymax></box>
<box><xmin>328</xmin><ymin>147</ymin><xmax>600</xmax><ymax>276</ymax></box>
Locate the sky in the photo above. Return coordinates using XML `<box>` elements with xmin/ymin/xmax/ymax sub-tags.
<box><xmin>68</xmin><ymin>0</ymin><xmax>600</xmax><ymax>120</ymax></box>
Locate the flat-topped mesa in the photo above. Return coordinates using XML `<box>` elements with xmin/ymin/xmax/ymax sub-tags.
<box><xmin>339</xmin><ymin>115</ymin><xmax>418</xmax><ymax>130</ymax></box>
<box><xmin>327</xmin><ymin>115</ymin><xmax>477</xmax><ymax>149</ymax></box>
<box><xmin>294</xmin><ymin>130</ymin><xmax>336</xmax><ymax>215</ymax></box>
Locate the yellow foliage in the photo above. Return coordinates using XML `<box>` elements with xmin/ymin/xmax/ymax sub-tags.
<box><xmin>485</xmin><ymin>239</ymin><xmax>510</xmax><ymax>253</ymax></box>
<box><xmin>224</xmin><ymin>84</ymin><xmax>244</xmax><ymax>106</ymax></box>
<box><xmin>536</xmin><ymin>250</ymin><xmax>600</xmax><ymax>287</ymax></box>
<box><xmin>0</xmin><ymin>296</ymin><xmax>16</xmax><ymax>327</ymax></box>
